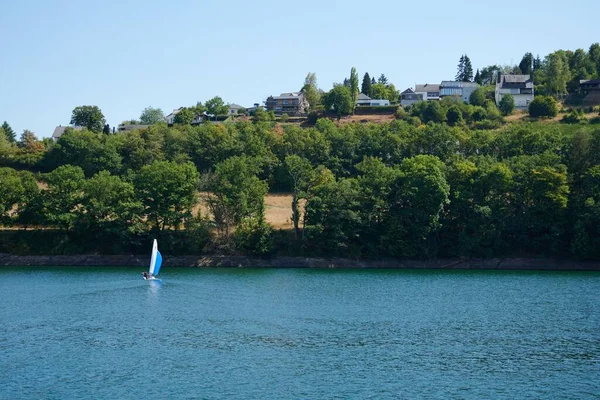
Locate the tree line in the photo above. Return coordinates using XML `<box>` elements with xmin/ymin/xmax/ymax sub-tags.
<box><xmin>2</xmin><ymin>117</ymin><xmax>600</xmax><ymax>259</ymax></box>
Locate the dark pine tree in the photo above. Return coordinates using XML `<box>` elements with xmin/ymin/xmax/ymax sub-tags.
<box><xmin>378</xmin><ymin>74</ymin><xmax>388</xmax><ymax>85</ymax></box>
<box><xmin>463</xmin><ymin>55</ymin><xmax>474</xmax><ymax>82</ymax></box>
<box><xmin>103</xmin><ymin>124</ymin><xmax>111</xmax><ymax>134</ymax></box>
<box><xmin>343</xmin><ymin>78</ymin><xmax>350</xmax><ymax>87</ymax></box>
<box><xmin>519</xmin><ymin>52</ymin><xmax>534</xmax><ymax>75</ymax></box>
<box><xmin>1</xmin><ymin>121</ymin><xmax>16</xmax><ymax>142</ymax></box>
<box><xmin>456</xmin><ymin>55</ymin><xmax>465</xmax><ymax>81</ymax></box>
<box><xmin>474</xmin><ymin>69</ymin><xmax>482</xmax><ymax>85</ymax></box>
<box><xmin>371</xmin><ymin>77</ymin><xmax>376</xmax><ymax>85</ymax></box>
<box><xmin>362</xmin><ymin>72</ymin><xmax>372</xmax><ymax>95</ymax></box>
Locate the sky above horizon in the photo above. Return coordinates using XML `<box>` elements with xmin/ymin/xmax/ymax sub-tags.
<box><xmin>1</xmin><ymin>0</ymin><xmax>599</xmax><ymax>138</ymax></box>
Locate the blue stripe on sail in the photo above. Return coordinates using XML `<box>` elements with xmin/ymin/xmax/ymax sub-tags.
<box><xmin>154</xmin><ymin>251</ymin><xmax>162</xmax><ymax>276</ymax></box>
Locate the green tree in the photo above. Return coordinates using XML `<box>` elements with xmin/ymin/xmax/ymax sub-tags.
<box><xmin>205</xmin><ymin>96</ymin><xmax>229</xmax><ymax>116</ymax></box>
<box><xmin>370</xmin><ymin>83</ymin><xmax>389</xmax><ymax>100</ymax></box>
<box><xmin>519</xmin><ymin>52</ymin><xmax>534</xmax><ymax>75</ymax></box>
<box><xmin>589</xmin><ymin>43</ymin><xmax>600</xmax><ymax>77</ymax></box>
<box><xmin>134</xmin><ymin>161</ymin><xmax>199</xmax><ymax>231</ymax></box>
<box><xmin>322</xmin><ymin>85</ymin><xmax>353</xmax><ymax>119</ymax></box>
<box><xmin>474</xmin><ymin>69</ymin><xmax>481</xmax><ymax>85</ymax></box>
<box><xmin>378</xmin><ymin>74</ymin><xmax>388</xmax><ymax>85</ymax></box>
<box><xmin>529</xmin><ymin>96</ymin><xmax>558</xmax><ymax>118</ymax></box>
<box><xmin>384</xmin><ymin>155</ymin><xmax>450</xmax><ymax>257</ymax></box>
<box><xmin>446</xmin><ymin>106</ymin><xmax>464</xmax><ymax>126</ymax></box>
<box><xmin>350</xmin><ymin>67</ymin><xmax>360</xmax><ymax>112</ymax></box>
<box><xmin>456</xmin><ymin>55</ymin><xmax>465</xmax><ymax>81</ymax></box>
<box><xmin>499</xmin><ymin>94</ymin><xmax>515</xmax><ymax>116</ymax></box>
<box><xmin>544</xmin><ymin>51</ymin><xmax>571</xmax><ymax>97</ymax></box>
<box><xmin>80</xmin><ymin>170</ymin><xmax>143</xmax><ymax>236</ymax></box>
<box><xmin>70</xmin><ymin>105</ymin><xmax>106</xmax><ymax>133</ymax></box>
<box><xmin>422</xmin><ymin>101</ymin><xmax>446</xmax><ymax>123</ymax></box>
<box><xmin>203</xmin><ymin>156</ymin><xmax>268</xmax><ymax>238</ymax></box>
<box><xmin>173</xmin><ymin>107</ymin><xmax>195</xmax><ymax>125</ymax></box>
<box><xmin>140</xmin><ymin>107</ymin><xmax>166</xmax><ymax>124</ymax></box>
<box><xmin>301</xmin><ymin>72</ymin><xmax>321</xmax><ymax>111</ymax></box>
<box><xmin>469</xmin><ymin>87</ymin><xmax>487</xmax><ymax>106</ymax></box>
<box><xmin>463</xmin><ymin>55</ymin><xmax>474</xmax><ymax>82</ymax></box>
<box><xmin>1</xmin><ymin>121</ymin><xmax>16</xmax><ymax>142</ymax></box>
<box><xmin>41</xmin><ymin>165</ymin><xmax>86</xmax><ymax>231</ymax></box>
<box><xmin>361</xmin><ymin>72</ymin><xmax>372</xmax><ymax>96</ymax></box>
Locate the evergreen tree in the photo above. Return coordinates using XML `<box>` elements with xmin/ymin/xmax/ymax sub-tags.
<box><xmin>350</xmin><ymin>67</ymin><xmax>360</xmax><ymax>110</ymax></box>
<box><xmin>103</xmin><ymin>124</ymin><xmax>111</xmax><ymax>134</ymax></box>
<box><xmin>343</xmin><ymin>78</ymin><xmax>350</xmax><ymax>87</ymax></box>
<box><xmin>371</xmin><ymin>77</ymin><xmax>376</xmax><ymax>85</ymax></box>
<box><xmin>1</xmin><ymin>121</ymin><xmax>16</xmax><ymax>142</ymax></box>
<box><xmin>456</xmin><ymin>55</ymin><xmax>465</xmax><ymax>81</ymax></box>
<box><xmin>361</xmin><ymin>72</ymin><xmax>372</xmax><ymax>95</ymax></box>
<box><xmin>378</xmin><ymin>74</ymin><xmax>388</xmax><ymax>85</ymax></box>
<box><xmin>519</xmin><ymin>52</ymin><xmax>534</xmax><ymax>75</ymax></box>
<box><xmin>463</xmin><ymin>55</ymin><xmax>474</xmax><ymax>82</ymax></box>
<box><xmin>533</xmin><ymin>55</ymin><xmax>543</xmax><ymax>71</ymax></box>
<box><xmin>474</xmin><ymin>69</ymin><xmax>482</xmax><ymax>85</ymax></box>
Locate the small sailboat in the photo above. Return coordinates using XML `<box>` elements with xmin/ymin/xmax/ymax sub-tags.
<box><xmin>143</xmin><ymin>239</ymin><xmax>162</xmax><ymax>280</ymax></box>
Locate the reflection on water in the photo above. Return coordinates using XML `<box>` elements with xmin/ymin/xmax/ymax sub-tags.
<box><xmin>1</xmin><ymin>267</ymin><xmax>599</xmax><ymax>399</ymax></box>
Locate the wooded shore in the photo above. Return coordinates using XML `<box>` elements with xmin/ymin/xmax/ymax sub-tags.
<box><xmin>1</xmin><ymin>254</ymin><xmax>599</xmax><ymax>271</ymax></box>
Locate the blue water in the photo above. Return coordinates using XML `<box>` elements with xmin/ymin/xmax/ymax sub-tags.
<box><xmin>1</xmin><ymin>267</ymin><xmax>599</xmax><ymax>399</ymax></box>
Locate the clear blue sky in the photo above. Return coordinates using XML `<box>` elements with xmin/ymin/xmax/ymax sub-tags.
<box><xmin>1</xmin><ymin>0</ymin><xmax>598</xmax><ymax>138</ymax></box>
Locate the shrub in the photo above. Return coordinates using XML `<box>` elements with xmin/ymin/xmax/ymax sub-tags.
<box><xmin>529</xmin><ymin>96</ymin><xmax>558</xmax><ymax>118</ymax></box>
<box><xmin>307</xmin><ymin>111</ymin><xmax>319</xmax><ymax>125</ymax></box>
<box><xmin>471</xmin><ymin>106</ymin><xmax>488</xmax><ymax>122</ymax></box>
<box><xmin>561</xmin><ymin>109</ymin><xmax>587</xmax><ymax>124</ymax></box>
<box><xmin>280</xmin><ymin>113</ymin><xmax>289</xmax><ymax>123</ymax></box>
<box><xmin>446</xmin><ymin>106</ymin><xmax>464</xmax><ymax>126</ymax></box>
<box><xmin>499</xmin><ymin>94</ymin><xmax>515</xmax><ymax>116</ymax></box>
<box><xmin>234</xmin><ymin>217</ymin><xmax>274</xmax><ymax>256</ymax></box>
<box><xmin>469</xmin><ymin>87</ymin><xmax>487</xmax><ymax>107</ymax></box>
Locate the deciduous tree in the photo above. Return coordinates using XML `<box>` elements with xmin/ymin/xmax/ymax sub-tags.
<box><xmin>70</xmin><ymin>105</ymin><xmax>106</xmax><ymax>133</ymax></box>
<box><xmin>140</xmin><ymin>107</ymin><xmax>166</xmax><ymax>124</ymax></box>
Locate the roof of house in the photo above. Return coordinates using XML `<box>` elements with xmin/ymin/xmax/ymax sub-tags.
<box><xmin>499</xmin><ymin>74</ymin><xmax>533</xmax><ymax>89</ymax></box>
<box><xmin>440</xmin><ymin>81</ymin><xmax>479</xmax><ymax>87</ymax></box>
<box><xmin>272</xmin><ymin>92</ymin><xmax>304</xmax><ymax>100</ymax></box>
<box><xmin>118</xmin><ymin>124</ymin><xmax>151</xmax><ymax>131</ymax></box>
<box><xmin>358</xmin><ymin>93</ymin><xmax>372</xmax><ymax>100</ymax></box>
<box><xmin>401</xmin><ymin>88</ymin><xmax>415</xmax><ymax>94</ymax></box>
<box><xmin>415</xmin><ymin>84</ymin><xmax>440</xmax><ymax>92</ymax></box>
<box><xmin>51</xmin><ymin>125</ymin><xmax>82</xmax><ymax>140</ymax></box>
<box><xmin>166</xmin><ymin>107</ymin><xmax>184</xmax><ymax>118</ymax></box>
<box><xmin>228</xmin><ymin>103</ymin><xmax>244</xmax><ymax>109</ymax></box>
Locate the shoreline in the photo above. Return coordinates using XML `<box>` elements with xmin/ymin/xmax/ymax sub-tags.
<box><xmin>1</xmin><ymin>254</ymin><xmax>600</xmax><ymax>271</ymax></box>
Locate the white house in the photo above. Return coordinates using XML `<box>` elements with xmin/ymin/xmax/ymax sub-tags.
<box><xmin>356</xmin><ymin>93</ymin><xmax>390</xmax><ymax>106</ymax></box>
<box><xmin>440</xmin><ymin>81</ymin><xmax>479</xmax><ymax>103</ymax></box>
<box><xmin>165</xmin><ymin>107</ymin><xmax>183</xmax><ymax>125</ymax></box>
<box><xmin>495</xmin><ymin>74</ymin><xmax>534</xmax><ymax>108</ymax></box>
<box><xmin>227</xmin><ymin>103</ymin><xmax>244</xmax><ymax>115</ymax></box>
<box><xmin>414</xmin><ymin>84</ymin><xmax>440</xmax><ymax>101</ymax></box>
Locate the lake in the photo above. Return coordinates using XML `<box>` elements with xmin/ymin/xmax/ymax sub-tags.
<box><xmin>1</xmin><ymin>267</ymin><xmax>599</xmax><ymax>399</ymax></box>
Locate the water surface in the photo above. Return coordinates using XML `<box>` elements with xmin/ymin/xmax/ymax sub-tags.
<box><xmin>1</xmin><ymin>267</ymin><xmax>599</xmax><ymax>399</ymax></box>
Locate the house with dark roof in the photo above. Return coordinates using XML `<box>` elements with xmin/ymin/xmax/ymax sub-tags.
<box><xmin>495</xmin><ymin>74</ymin><xmax>534</xmax><ymax>108</ymax></box>
<box><xmin>440</xmin><ymin>81</ymin><xmax>479</xmax><ymax>103</ymax></box>
<box><xmin>118</xmin><ymin>124</ymin><xmax>151</xmax><ymax>132</ymax></box>
<box><xmin>580</xmin><ymin>79</ymin><xmax>600</xmax><ymax>105</ymax></box>
<box><xmin>400</xmin><ymin>88</ymin><xmax>423</xmax><ymax>107</ymax></box>
<box><xmin>414</xmin><ymin>84</ymin><xmax>440</xmax><ymax>101</ymax></box>
<box><xmin>265</xmin><ymin>92</ymin><xmax>309</xmax><ymax>115</ymax></box>
<box><xmin>356</xmin><ymin>93</ymin><xmax>390</xmax><ymax>106</ymax></box>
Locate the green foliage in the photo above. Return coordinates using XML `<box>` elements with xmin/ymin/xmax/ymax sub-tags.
<box><xmin>41</xmin><ymin>165</ymin><xmax>86</xmax><ymax>231</ymax></box>
<box><xmin>446</xmin><ymin>106</ymin><xmax>464</xmax><ymax>126</ymax></box>
<box><xmin>301</xmin><ymin>72</ymin><xmax>321</xmax><ymax>111</ymax></box>
<box><xmin>519</xmin><ymin>52</ymin><xmax>534</xmax><ymax>75</ymax></box>
<box><xmin>543</xmin><ymin>51</ymin><xmax>571</xmax><ymax>97</ymax></box>
<box><xmin>134</xmin><ymin>160</ymin><xmax>199</xmax><ymax>231</ymax></box>
<box><xmin>1</xmin><ymin>121</ymin><xmax>16</xmax><ymax>142</ymax></box>
<box><xmin>561</xmin><ymin>109</ymin><xmax>587</xmax><ymax>124</ymax></box>
<box><xmin>252</xmin><ymin>108</ymin><xmax>275</xmax><ymax>124</ymax></box>
<box><xmin>529</xmin><ymin>96</ymin><xmax>559</xmax><ymax>118</ymax></box>
<box><xmin>205</xmin><ymin>96</ymin><xmax>229</xmax><ymax>116</ymax></box>
<box><xmin>0</xmin><ymin>168</ymin><xmax>38</xmax><ymax>225</ymax></box>
<box><xmin>499</xmin><ymin>94</ymin><xmax>515</xmax><ymax>116</ymax></box>
<box><xmin>361</xmin><ymin>72</ymin><xmax>372</xmax><ymax>96</ymax></box>
<box><xmin>469</xmin><ymin>87</ymin><xmax>487</xmax><ymax>106</ymax></box>
<box><xmin>349</xmin><ymin>67</ymin><xmax>360</xmax><ymax>111</ymax></box>
<box><xmin>234</xmin><ymin>217</ymin><xmax>273</xmax><ymax>256</ymax></box>
<box><xmin>140</xmin><ymin>107</ymin><xmax>166</xmax><ymax>124</ymax></box>
<box><xmin>322</xmin><ymin>85</ymin><xmax>353</xmax><ymax>119</ymax></box>
<box><xmin>70</xmin><ymin>105</ymin><xmax>106</xmax><ymax>133</ymax></box>
<box><xmin>173</xmin><ymin>107</ymin><xmax>195</xmax><ymax>125</ymax></box>
<box><xmin>456</xmin><ymin>54</ymin><xmax>474</xmax><ymax>82</ymax></box>
<box><xmin>280</xmin><ymin>113</ymin><xmax>289</xmax><ymax>123</ymax></box>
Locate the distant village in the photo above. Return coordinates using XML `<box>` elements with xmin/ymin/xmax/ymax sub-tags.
<box><xmin>51</xmin><ymin>74</ymin><xmax>600</xmax><ymax>141</ymax></box>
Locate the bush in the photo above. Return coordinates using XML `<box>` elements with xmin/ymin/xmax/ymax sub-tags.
<box><xmin>234</xmin><ymin>218</ymin><xmax>274</xmax><ymax>256</ymax></box>
<box><xmin>446</xmin><ymin>106</ymin><xmax>463</xmax><ymax>126</ymax></box>
<box><xmin>499</xmin><ymin>94</ymin><xmax>515</xmax><ymax>116</ymax></box>
<box><xmin>394</xmin><ymin>107</ymin><xmax>408</xmax><ymax>120</ymax></box>
<box><xmin>307</xmin><ymin>111</ymin><xmax>319</xmax><ymax>125</ymax></box>
<box><xmin>471</xmin><ymin>106</ymin><xmax>488</xmax><ymax>122</ymax></box>
<box><xmin>561</xmin><ymin>109</ymin><xmax>587</xmax><ymax>124</ymax></box>
<box><xmin>472</xmin><ymin>119</ymin><xmax>502</xmax><ymax>130</ymax></box>
<box><xmin>280</xmin><ymin>113</ymin><xmax>289</xmax><ymax>123</ymax></box>
<box><xmin>529</xmin><ymin>96</ymin><xmax>558</xmax><ymax>118</ymax></box>
<box><xmin>469</xmin><ymin>87</ymin><xmax>487</xmax><ymax>107</ymax></box>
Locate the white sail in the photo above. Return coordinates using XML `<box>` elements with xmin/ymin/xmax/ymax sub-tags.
<box><xmin>149</xmin><ymin>239</ymin><xmax>158</xmax><ymax>275</ymax></box>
